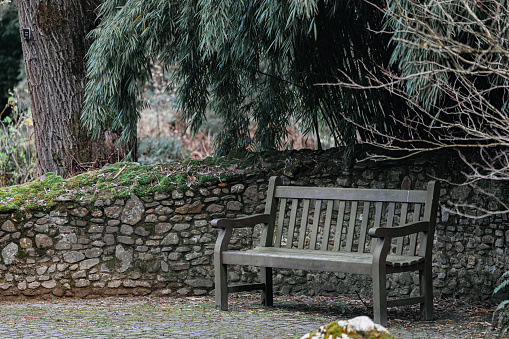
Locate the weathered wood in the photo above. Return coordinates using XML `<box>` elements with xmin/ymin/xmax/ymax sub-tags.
<box><xmin>409</xmin><ymin>203</ymin><xmax>422</xmax><ymax>255</ymax></box>
<box><xmin>309</xmin><ymin>200</ymin><xmax>322</xmax><ymax>250</ymax></box>
<box><xmin>213</xmin><ymin>176</ymin><xmax>440</xmax><ymax>327</ymax></box>
<box><xmin>371</xmin><ymin>202</ymin><xmax>383</xmax><ymax>253</ymax></box>
<box><xmin>260</xmin><ymin>176</ymin><xmax>281</xmax><ymax>247</ymax></box>
<box><xmin>214</xmin><ymin>227</ymin><xmax>233</xmax><ymax>310</ymax></box>
<box><xmin>321</xmin><ymin>200</ymin><xmax>334</xmax><ymax>251</ymax></box>
<box><xmin>275</xmin><ymin>198</ymin><xmax>287</xmax><ymax>248</ymax></box>
<box><xmin>298</xmin><ymin>199</ymin><xmax>310</xmax><ymax>249</ymax></box>
<box><xmin>386</xmin><ymin>202</ymin><xmax>395</xmax><ymax>228</ymax></box>
<box><xmin>387</xmin><ymin>296</ymin><xmax>425</xmax><ymax>307</ymax></box>
<box><xmin>396</xmin><ymin>203</ymin><xmax>408</xmax><ymax>255</ymax></box>
<box><xmin>368</xmin><ymin>221</ymin><xmax>429</xmax><ymax>238</ymax></box>
<box><xmin>275</xmin><ymin>186</ymin><xmax>428</xmax><ymax>203</ymax></box>
<box><xmin>345</xmin><ymin>201</ymin><xmax>358</xmax><ymax>252</ymax></box>
<box><xmin>228</xmin><ymin>283</ymin><xmax>266</xmax><ymax>293</ymax></box>
<box><xmin>333</xmin><ymin>201</ymin><xmax>346</xmax><ymax>251</ymax></box>
<box><xmin>286</xmin><ymin>199</ymin><xmax>299</xmax><ymax>249</ymax></box>
<box><xmin>357</xmin><ymin>202</ymin><xmax>370</xmax><ymax>253</ymax></box>
<box><xmin>261</xmin><ymin>267</ymin><xmax>273</xmax><ymax>306</ymax></box>
<box><xmin>212</xmin><ymin>214</ymin><xmax>270</xmax><ymax>229</ymax></box>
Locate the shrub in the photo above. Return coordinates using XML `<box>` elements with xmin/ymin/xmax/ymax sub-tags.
<box><xmin>494</xmin><ymin>271</ymin><xmax>509</xmax><ymax>337</ymax></box>
<box><xmin>0</xmin><ymin>88</ymin><xmax>35</xmax><ymax>186</ymax></box>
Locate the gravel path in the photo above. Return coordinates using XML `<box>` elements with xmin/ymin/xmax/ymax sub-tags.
<box><xmin>0</xmin><ymin>294</ymin><xmax>499</xmax><ymax>338</ymax></box>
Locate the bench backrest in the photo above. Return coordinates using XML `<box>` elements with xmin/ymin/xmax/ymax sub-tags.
<box><xmin>261</xmin><ymin>176</ymin><xmax>440</xmax><ymax>257</ymax></box>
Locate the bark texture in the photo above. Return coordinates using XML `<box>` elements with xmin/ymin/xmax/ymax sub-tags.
<box><xmin>17</xmin><ymin>0</ymin><xmax>125</xmax><ymax>177</ymax></box>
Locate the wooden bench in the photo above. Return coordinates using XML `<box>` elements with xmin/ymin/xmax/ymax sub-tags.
<box><xmin>212</xmin><ymin>176</ymin><xmax>440</xmax><ymax>325</ymax></box>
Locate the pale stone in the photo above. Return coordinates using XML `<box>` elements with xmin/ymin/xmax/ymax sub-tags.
<box><xmin>1</xmin><ymin>242</ymin><xmax>18</xmax><ymax>265</ymax></box>
<box><xmin>63</xmin><ymin>251</ymin><xmax>85</xmax><ymax>263</ymax></box>
<box><xmin>75</xmin><ymin>279</ymin><xmax>90</xmax><ymax>288</ymax></box>
<box><xmin>17</xmin><ymin>281</ymin><xmax>27</xmax><ymax>290</ymax></box>
<box><xmin>115</xmin><ymin>245</ymin><xmax>133</xmax><ymax>273</ymax></box>
<box><xmin>104</xmin><ymin>206</ymin><xmax>122</xmax><ymax>218</ymax></box>
<box><xmin>226</xmin><ymin>201</ymin><xmax>243</xmax><ymax>211</ymax></box>
<box><xmin>35</xmin><ymin>234</ymin><xmax>53</xmax><ymax>248</ymax></box>
<box><xmin>36</xmin><ymin>266</ymin><xmax>48</xmax><ymax>275</ymax></box>
<box><xmin>206</xmin><ymin>204</ymin><xmax>224</xmax><ymax>213</ymax></box>
<box><xmin>85</xmin><ymin>248</ymin><xmax>102</xmax><ymax>258</ymax></box>
<box><xmin>121</xmin><ymin>194</ymin><xmax>145</xmax><ymax>225</ymax></box>
<box><xmin>0</xmin><ymin>283</ymin><xmax>12</xmax><ymax>290</ymax></box>
<box><xmin>79</xmin><ymin>258</ymin><xmax>100</xmax><ymax>270</ymax></box>
<box><xmin>19</xmin><ymin>238</ymin><xmax>32</xmax><ymax>248</ymax></box>
<box><xmin>1</xmin><ymin>220</ymin><xmax>16</xmax><ymax>232</ymax></box>
<box><xmin>55</xmin><ymin>240</ymin><xmax>71</xmax><ymax>250</ymax></box>
<box><xmin>161</xmin><ymin>233</ymin><xmax>179</xmax><ymax>246</ymax></box>
<box><xmin>108</xmin><ymin>280</ymin><xmax>122</xmax><ymax>288</ymax></box>
<box><xmin>120</xmin><ymin>224</ymin><xmax>134</xmax><ymax>235</ymax></box>
<box><xmin>175</xmin><ymin>201</ymin><xmax>204</xmax><ymax>214</ymax></box>
<box><xmin>155</xmin><ymin>223</ymin><xmax>172</xmax><ymax>234</ymax></box>
<box><xmin>28</xmin><ymin>281</ymin><xmax>40</xmax><ymax>289</ymax></box>
<box><xmin>231</xmin><ymin>184</ymin><xmax>245</xmax><ymax>193</ymax></box>
<box><xmin>42</xmin><ymin>280</ymin><xmax>57</xmax><ymax>289</ymax></box>
<box><xmin>300</xmin><ymin>316</ymin><xmax>390</xmax><ymax>339</ymax></box>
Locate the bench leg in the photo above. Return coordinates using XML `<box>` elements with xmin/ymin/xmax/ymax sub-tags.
<box><xmin>215</xmin><ymin>261</ymin><xmax>228</xmax><ymax>310</ymax></box>
<box><xmin>372</xmin><ymin>270</ymin><xmax>387</xmax><ymax>326</ymax></box>
<box><xmin>419</xmin><ymin>264</ymin><xmax>433</xmax><ymax>320</ymax></box>
<box><xmin>260</xmin><ymin>267</ymin><xmax>273</xmax><ymax>306</ymax></box>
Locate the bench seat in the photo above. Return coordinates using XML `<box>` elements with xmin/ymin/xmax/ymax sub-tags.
<box><xmin>222</xmin><ymin>247</ymin><xmax>425</xmax><ymax>274</ymax></box>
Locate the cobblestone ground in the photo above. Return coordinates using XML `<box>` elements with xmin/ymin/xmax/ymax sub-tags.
<box><xmin>0</xmin><ymin>294</ymin><xmax>498</xmax><ymax>338</ymax></box>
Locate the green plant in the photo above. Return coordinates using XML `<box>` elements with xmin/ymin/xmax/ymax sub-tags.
<box><xmin>0</xmin><ymin>88</ymin><xmax>35</xmax><ymax>186</ymax></box>
<box><xmin>494</xmin><ymin>271</ymin><xmax>509</xmax><ymax>337</ymax></box>
<box><xmin>137</xmin><ymin>135</ymin><xmax>186</xmax><ymax>165</ymax></box>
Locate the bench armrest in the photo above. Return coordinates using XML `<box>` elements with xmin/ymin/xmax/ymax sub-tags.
<box><xmin>368</xmin><ymin>221</ymin><xmax>429</xmax><ymax>238</ymax></box>
<box><xmin>212</xmin><ymin>214</ymin><xmax>270</xmax><ymax>229</ymax></box>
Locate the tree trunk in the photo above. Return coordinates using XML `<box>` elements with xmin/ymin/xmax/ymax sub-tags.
<box><xmin>16</xmin><ymin>0</ymin><xmax>127</xmax><ymax>177</ymax></box>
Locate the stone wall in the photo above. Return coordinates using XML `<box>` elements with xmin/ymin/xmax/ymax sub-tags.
<box><xmin>0</xmin><ymin>149</ymin><xmax>507</xmax><ymax>302</ymax></box>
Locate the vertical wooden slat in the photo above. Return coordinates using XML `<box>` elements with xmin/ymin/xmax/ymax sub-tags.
<box><xmin>345</xmin><ymin>201</ymin><xmax>358</xmax><ymax>252</ymax></box>
<box><xmin>396</xmin><ymin>203</ymin><xmax>408</xmax><ymax>255</ymax></box>
<box><xmin>261</xmin><ymin>176</ymin><xmax>281</xmax><ymax>247</ymax></box>
<box><xmin>309</xmin><ymin>200</ymin><xmax>322</xmax><ymax>250</ymax></box>
<box><xmin>286</xmin><ymin>199</ymin><xmax>299</xmax><ymax>249</ymax></box>
<box><xmin>321</xmin><ymin>200</ymin><xmax>334</xmax><ymax>251</ymax></box>
<box><xmin>409</xmin><ymin>203</ymin><xmax>421</xmax><ymax>255</ymax></box>
<box><xmin>386</xmin><ymin>202</ymin><xmax>396</xmax><ymax>227</ymax></box>
<box><xmin>333</xmin><ymin>201</ymin><xmax>346</xmax><ymax>251</ymax></box>
<box><xmin>275</xmin><ymin>198</ymin><xmax>287</xmax><ymax>248</ymax></box>
<box><xmin>370</xmin><ymin>202</ymin><xmax>383</xmax><ymax>253</ymax></box>
<box><xmin>298</xmin><ymin>199</ymin><xmax>310</xmax><ymax>249</ymax></box>
<box><xmin>357</xmin><ymin>202</ymin><xmax>371</xmax><ymax>253</ymax></box>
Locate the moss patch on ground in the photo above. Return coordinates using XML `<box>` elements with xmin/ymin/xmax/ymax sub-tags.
<box><xmin>0</xmin><ymin>156</ymin><xmax>245</xmax><ymax>213</ymax></box>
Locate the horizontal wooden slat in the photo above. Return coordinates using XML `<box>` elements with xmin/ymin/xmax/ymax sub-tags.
<box><xmin>222</xmin><ymin>248</ymin><xmax>375</xmax><ymax>275</ymax></box>
<box><xmin>386</xmin><ymin>255</ymin><xmax>425</xmax><ymax>267</ymax></box>
<box><xmin>227</xmin><ymin>283</ymin><xmax>265</xmax><ymax>293</ymax></box>
<box><xmin>387</xmin><ymin>296</ymin><xmax>425</xmax><ymax>307</ymax></box>
<box><xmin>275</xmin><ymin>186</ymin><xmax>427</xmax><ymax>203</ymax></box>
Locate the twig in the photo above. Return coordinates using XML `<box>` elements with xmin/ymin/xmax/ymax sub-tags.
<box><xmin>112</xmin><ymin>164</ymin><xmax>128</xmax><ymax>180</ymax></box>
<box><xmin>355</xmin><ymin>290</ymin><xmax>370</xmax><ymax>311</ymax></box>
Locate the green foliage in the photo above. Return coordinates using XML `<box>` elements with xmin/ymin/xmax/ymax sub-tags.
<box><xmin>84</xmin><ymin>0</ymin><xmax>403</xmax><ymax>157</ymax></box>
<box><xmin>494</xmin><ymin>271</ymin><xmax>509</xmax><ymax>337</ymax></box>
<box><xmin>383</xmin><ymin>0</ymin><xmax>509</xmax><ymax>139</ymax></box>
<box><xmin>0</xmin><ymin>0</ymin><xmax>23</xmax><ymax>104</ymax></box>
<box><xmin>0</xmin><ymin>88</ymin><xmax>36</xmax><ymax>186</ymax></box>
<box><xmin>0</xmin><ymin>156</ymin><xmax>242</xmax><ymax>212</ymax></box>
<box><xmin>138</xmin><ymin>135</ymin><xmax>186</xmax><ymax>165</ymax></box>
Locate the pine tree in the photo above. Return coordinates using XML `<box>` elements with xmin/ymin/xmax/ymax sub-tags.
<box><xmin>84</xmin><ymin>0</ymin><xmax>406</xmax><ymax>156</ymax></box>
